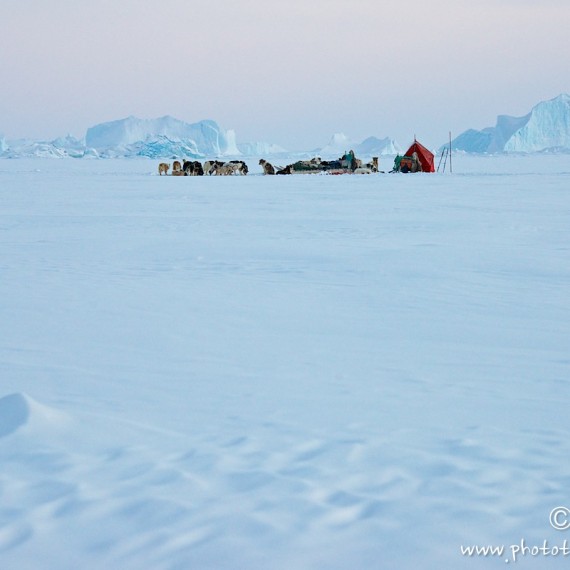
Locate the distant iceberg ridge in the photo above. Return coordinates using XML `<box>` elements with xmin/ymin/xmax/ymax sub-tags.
<box><xmin>450</xmin><ymin>94</ymin><xmax>570</xmax><ymax>154</ymax></box>
<box><xmin>0</xmin><ymin>116</ymin><xmax>400</xmax><ymax>159</ymax></box>
<box><xmin>0</xmin><ymin>116</ymin><xmax>249</xmax><ymax>159</ymax></box>
<box><xmin>4</xmin><ymin>94</ymin><xmax>569</xmax><ymax>159</ymax></box>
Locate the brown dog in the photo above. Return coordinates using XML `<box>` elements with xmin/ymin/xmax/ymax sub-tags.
<box><xmin>259</xmin><ymin>159</ymin><xmax>275</xmax><ymax>175</ymax></box>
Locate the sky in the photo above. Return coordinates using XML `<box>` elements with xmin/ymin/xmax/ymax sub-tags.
<box><xmin>1</xmin><ymin>0</ymin><xmax>569</xmax><ymax>150</ymax></box>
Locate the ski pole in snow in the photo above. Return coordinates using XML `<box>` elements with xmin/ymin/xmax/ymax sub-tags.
<box><xmin>449</xmin><ymin>131</ymin><xmax>453</xmax><ymax>173</ymax></box>
<box><xmin>441</xmin><ymin>147</ymin><xmax>448</xmax><ymax>173</ymax></box>
<box><xmin>437</xmin><ymin>147</ymin><xmax>447</xmax><ymax>172</ymax></box>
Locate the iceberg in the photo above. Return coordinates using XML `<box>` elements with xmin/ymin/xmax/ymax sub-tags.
<box><xmin>318</xmin><ymin>133</ymin><xmax>354</xmax><ymax>157</ymax></box>
<box><xmin>450</xmin><ymin>94</ymin><xmax>570</xmax><ymax>153</ymax></box>
<box><xmin>448</xmin><ymin>128</ymin><xmax>495</xmax><ymax>154</ymax></box>
<box><xmin>1</xmin><ymin>139</ymin><xmax>70</xmax><ymax>159</ymax></box>
<box><xmin>224</xmin><ymin>129</ymin><xmax>241</xmax><ymax>156</ymax></box>
<box><xmin>354</xmin><ymin>136</ymin><xmax>401</xmax><ymax>156</ymax></box>
<box><xmin>85</xmin><ymin>115</ymin><xmax>236</xmax><ymax>157</ymax></box>
<box><xmin>317</xmin><ymin>133</ymin><xmax>401</xmax><ymax>158</ymax></box>
<box><xmin>0</xmin><ymin>134</ymin><xmax>91</xmax><ymax>159</ymax></box>
<box><xmin>0</xmin><ymin>117</ymin><xmax>262</xmax><ymax>159</ymax></box>
<box><xmin>1</xmin><ymin>115</ymin><xmax>403</xmax><ymax>160</ymax></box>
<box><xmin>504</xmin><ymin>94</ymin><xmax>570</xmax><ymax>152</ymax></box>
<box><xmin>237</xmin><ymin>141</ymin><xmax>288</xmax><ymax>156</ymax></box>
<box><xmin>52</xmin><ymin>134</ymin><xmax>88</xmax><ymax>158</ymax></box>
<box><xmin>93</xmin><ymin>135</ymin><xmax>203</xmax><ymax>159</ymax></box>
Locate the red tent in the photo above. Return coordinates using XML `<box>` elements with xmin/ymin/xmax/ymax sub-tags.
<box><xmin>404</xmin><ymin>140</ymin><xmax>435</xmax><ymax>173</ymax></box>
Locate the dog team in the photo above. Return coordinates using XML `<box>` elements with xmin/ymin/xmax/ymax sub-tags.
<box><xmin>159</xmin><ymin>155</ymin><xmax>380</xmax><ymax>177</ymax></box>
<box><xmin>158</xmin><ymin>160</ymin><xmax>248</xmax><ymax>176</ymax></box>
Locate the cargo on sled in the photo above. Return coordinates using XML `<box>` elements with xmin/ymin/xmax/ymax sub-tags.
<box><xmin>273</xmin><ymin>151</ymin><xmax>379</xmax><ymax>175</ymax></box>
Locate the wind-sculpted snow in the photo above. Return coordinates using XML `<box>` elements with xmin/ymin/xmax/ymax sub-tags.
<box><xmin>1</xmin><ymin>155</ymin><xmax>570</xmax><ymax>569</ymax></box>
<box><xmin>0</xmin><ymin>393</ymin><xmax>37</xmax><ymax>437</ymax></box>
<box><xmin>0</xmin><ymin>393</ymin><xmax>68</xmax><ymax>437</ymax></box>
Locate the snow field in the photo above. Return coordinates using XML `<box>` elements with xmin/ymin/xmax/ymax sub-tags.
<box><xmin>1</xmin><ymin>156</ymin><xmax>570</xmax><ymax>569</ymax></box>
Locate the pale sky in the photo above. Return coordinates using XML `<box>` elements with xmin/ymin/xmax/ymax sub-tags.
<box><xmin>1</xmin><ymin>0</ymin><xmax>569</xmax><ymax>150</ymax></box>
